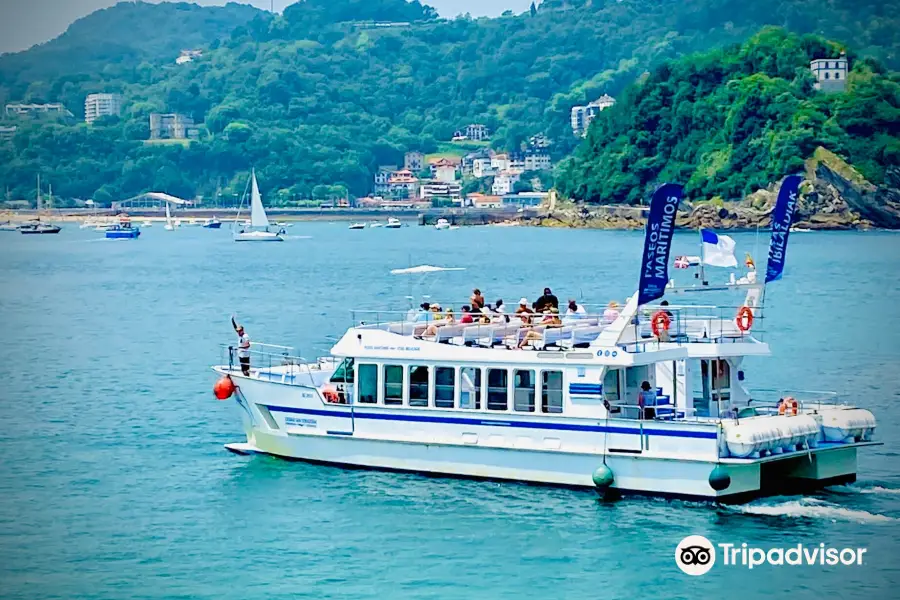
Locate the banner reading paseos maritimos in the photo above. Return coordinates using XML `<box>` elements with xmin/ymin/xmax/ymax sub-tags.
<box><xmin>765</xmin><ymin>175</ymin><xmax>802</xmax><ymax>283</ymax></box>
<box><xmin>638</xmin><ymin>183</ymin><xmax>683</xmax><ymax>306</ymax></box>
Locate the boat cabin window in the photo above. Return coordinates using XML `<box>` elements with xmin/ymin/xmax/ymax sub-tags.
<box><xmin>487</xmin><ymin>369</ymin><xmax>508</xmax><ymax>411</ymax></box>
<box><xmin>603</xmin><ymin>368</ymin><xmax>621</xmax><ymax>403</ymax></box>
<box><xmin>383</xmin><ymin>365</ymin><xmax>404</xmax><ymax>406</ymax></box>
<box><xmin>514</xmin><ymin>370</ymin><xmax>536</xmax><ymax>412</ymax></box>
<box><xmin>434</xmin><ymin>367</ymin><xmax>455</xmax><ymax>409</ymax></box>
<box><xmin>330</xmin><ymin>358</ymin><xmax>354</xmax><ymax>383</ymax></box>
<box><xmin>460</xmin><ymin>367</ymin><xmax>481</xmax><ymax>410</ymax></box>
<box><xmin>357</xmin><ymin>363</ymin><xmax>378</xmax><ymax>404</ymax></box>
<box><xmin>541</xmin><ymin>370</ymin><xmax>563</xmax><ymax>414</ymax></box>
<box><xmin>408</xmin><ymin>366</ymin><xmax>429</xmax><ymax>407</ymax></box>
<box><xmin>692</xmin><ymin>360</ymin><xmax>711</xmax><ymax>416</ymax></box>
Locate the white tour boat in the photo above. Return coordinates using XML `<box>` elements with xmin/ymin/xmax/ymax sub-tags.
<box><xmin>211</xmin><ymin>178</ymin><xmax>878</xmax><ymax>502</ymax></box>
<box><xmin>434</xmin><ymin>218</ymin><xmax>451</xmax><ymax>230</ymax></box>
<box><xmin>234</xmin><ymin>170</ymin><xmax>284</xmax><ymax>242</ymax></box>
<box><xmin>385</xmin><ymin>217</ymin><xmax>402</xmax><ymax>229</ymax></box>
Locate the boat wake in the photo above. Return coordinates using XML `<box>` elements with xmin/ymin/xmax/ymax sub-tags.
<box><xmin>726</xmin><ymin>497</ymin><xmax>896</xmax><ymax>524</ymax></box>
<box><xmin>826</xmin><ymin>484</ymin><xmax>900</xmax><ymax>496</ymax></box>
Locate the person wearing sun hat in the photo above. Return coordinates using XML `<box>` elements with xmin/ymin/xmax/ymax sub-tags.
<box><xmin>515</xmin><ymin>297</ymin><xmax>534</xmax><ymax>324</ymax></box>
<box><xmin>602</xmin><ymin>301</ymin><xmax>621</xmax><ymax>325</ymax></box>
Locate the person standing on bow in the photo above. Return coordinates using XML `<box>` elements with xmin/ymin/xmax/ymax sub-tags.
<box><xmin>232</xmin><ymin>315</ymin><xmax>251</xmax><ymax>376</ymax></box>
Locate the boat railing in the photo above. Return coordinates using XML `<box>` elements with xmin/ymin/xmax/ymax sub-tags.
<box><xmin>219</xmin><ymin>343</ymin><xmax>340</xmax><ymax>386</ymax></box>
<box><xmin>747</xmin><ymin>388</ymin><xmax>841</xmax><ymax>413</ymax></box>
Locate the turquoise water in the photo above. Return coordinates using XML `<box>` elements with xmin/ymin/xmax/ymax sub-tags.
<box><xmin>1</xmin><ymin>223</ymin><xmax>899</xmax><ymax>599</ymax></box>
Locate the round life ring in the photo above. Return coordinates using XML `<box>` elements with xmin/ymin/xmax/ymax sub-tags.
<box><xmin>779</xmin><ymin>396</ymin><xmax>798</xmax><ymax>415</ymax></box>
<box><xmin>651</xmin><ymin>310</ymin><xmax>671</xmax><ymax>337</ymax></box>
<box><xmin>736</xmin><ymin>306</ymin><xmax>754</xmax><ymax>332</ymax></box>
<box><xmin>322</xmin><ymin>385</ymin><xmax>340</xmax><ymax>403</ymax></box>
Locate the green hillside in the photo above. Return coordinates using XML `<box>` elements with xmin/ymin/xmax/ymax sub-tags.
<box><xmin>0</xmin><ymin>0</ymin><xmax>898</xmax><ymax>205</ymax></box>
<box><xmin>556</xmin><ymin>28</ymin><xmax>900</xmax><ymax>204</ymax></box>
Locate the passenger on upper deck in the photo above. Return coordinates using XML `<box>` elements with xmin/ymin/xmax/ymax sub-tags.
<box><xmin>470</xmin><ymin>289</ymin><xmax>485</xmax><ymax>310</ymax></box>
<box><xmin>493</xmin><ymin>299</ymin><xmax>505</xmax><ymax>314</ymax></box>
<box><xmin>534</xmin><ymin>287</ymin><xmax>559</xmax><ymax>312</ymax></box>
<box><xmin>231</xmin><ymin>315</ymin><xmax>251</xmax><ymax>376</ymax></box>
<box><xmin>602</xmin><ymin>301</ymin><xmax>621</xmax><ymax>325</ymax></box>
<box><xmin>564</xmin><ymin>299</ymin><xmax>586</xmax><ymax>323</ymax></box>
<box><xmin>518</xmin><ymin>307</ymin><xmax>562</xmax><ymax>349</ymax></box>
<box><xmin>412</xmin><ymin>302</ymin><xmax>433</xmax><ymax>323</ymax></box>
<box><xmin>460</xmin><ymin>305</ymin><xmax>475</xmax><ymax>324</ymax></box>
<box><xmin>516</xmin><ymin>298</ymin><xmax>535</xmax><ymax>324</ymax></box>
<box><xmin>421</xmin><ymin>306</ymin><xmax>454</xmax><ymax>338</ymax></box>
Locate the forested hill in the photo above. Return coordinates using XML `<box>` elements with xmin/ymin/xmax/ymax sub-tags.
<box><xmin>556</xmin><ymin>28</ymin><xmax>900</xmax><ymax>204</ymax></box>
<box><xmin>0</xmin><ymin>0</ymin><xmax>898</xmax><ymax>205</ymax></box>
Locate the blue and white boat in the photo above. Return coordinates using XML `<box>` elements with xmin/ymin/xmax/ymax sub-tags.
<box><xmin>105</xmin><ymin>215</ymin><xmax>140</xmax><ymax>239</ymax></box>
<box><xmin>210</xmin><ymin>178</ymin><xmax>878</xmax><ymax>502</ymax></box>
<box><xmin>202</xmin><ymin>217</ymin><xmax>222</xmax><ymax>229</ymax></box>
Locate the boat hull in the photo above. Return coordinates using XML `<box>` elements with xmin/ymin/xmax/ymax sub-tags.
<box><xmin>203</xmin><ymin>222</ymin><xmax>222</xmax><ymax>229</ymax></box>
<box><xmin>215</xmin><ymin>369</ymin><xmax>871</xmax><ymax>503</ymax></box>
<box><xmin>105</xmin><ymin>230</ymin><xmax>140</xmax><ymax>239</ymax></box>
<box><xmin>234</xmin><ymin>231</ymin><xmax>284</xmax><ymax>242</ymax></box>
<box><xmin>20</xmin><ymin>227</ymin><xmax>61</xmax><ymax>234</ymax></box>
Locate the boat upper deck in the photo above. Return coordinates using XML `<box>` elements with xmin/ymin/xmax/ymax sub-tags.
<box><xmin>342</xmin><ymin>298</ymin><xmax>768</xmax><ymax>359</ymax></box>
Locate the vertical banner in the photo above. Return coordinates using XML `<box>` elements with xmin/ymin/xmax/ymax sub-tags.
<box><xmin>638</xmin><ymin>183</ymin><xmax>683</xmax><ymax>305</ymax></box>
<box><xmin>765</xmin><ymin>175</ymin><xmax>802</xmax><ymax>283</ymax></box>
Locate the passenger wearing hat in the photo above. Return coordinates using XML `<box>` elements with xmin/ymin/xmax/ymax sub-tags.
<box><xmin>602</xmin><ymin>301</ymin><xmax>621</xmax><ymax>325</ymax></box>
<box><xmin>534</xmin><ymin>287</ymin><xmax>559</xmax><ymax>312</ymax></box>
<box><xmin>515</xmin><ymin>297</ymin><xmax>534</xmax><ymax>324</ymax></box>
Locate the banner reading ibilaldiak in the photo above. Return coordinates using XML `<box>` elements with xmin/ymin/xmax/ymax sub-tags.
<box><xmin>765</xmin><ymin>175</ymin><xmax>802</xmax><ymax>283</ymax></box>
<box><xmin>638</xmin><ymin>183</ymin><xmax>683</xmax><ymax>306</ymax></box>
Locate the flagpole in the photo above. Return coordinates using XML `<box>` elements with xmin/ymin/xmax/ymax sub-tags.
<box><xmin>698</xmin><ymin>228</ymin><xmax>707</xmax><ymax>285</ymax></box>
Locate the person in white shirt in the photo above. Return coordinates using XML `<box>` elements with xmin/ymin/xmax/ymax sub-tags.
<box><xmin>232</xmin><ymin>315</ymin><xmax>251</xmax><ymax>375</ymax></box>
<box><xmin>564</xmin><ymin>299</ymin><xmax>587</xmax><ymax>324</ymax></box>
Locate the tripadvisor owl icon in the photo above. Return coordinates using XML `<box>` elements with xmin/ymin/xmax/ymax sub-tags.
<box><xmin>676</xmin><ymin>535</ymin><xmax>716</xmax><ymax>576</ymax></box>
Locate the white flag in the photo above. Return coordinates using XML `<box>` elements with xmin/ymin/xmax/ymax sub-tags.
<box><xmin>701</xmin><ymin>229</ymin><xmax>738</xmax><ymax>267</ymax></box>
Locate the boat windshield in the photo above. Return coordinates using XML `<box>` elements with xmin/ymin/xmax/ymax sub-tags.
<box><xmin>330</xmin><ymin>357</ymin><xmax>355</xmax><ymax>383</ymax></box>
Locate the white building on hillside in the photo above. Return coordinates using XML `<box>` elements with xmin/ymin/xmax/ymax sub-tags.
<box><xmin>571</xmin><ymin>93</ymin><xmax>616</xmax><ymax>136</ymax></box>
<box><xmin>84</xmin><ymin>93</ymin><xmax>123</xmax><ymax>124</ymax></box>
<box><xmin>492</xmin><ymin>171</ymin><xmax>521</xmax><ymax>196</ymax></box>
<box><xmin>420</xmin><ymin>181</ymin><xmax>462</xmax><ymax>201</ymax></box>
<box><xmin>473</xmin><ymin>158</ymin><xmax>494</xmax><ymax>178</ymax></box>
<box><xmin>810</xmin><ymin>53</ymin><xmax>849</xmax><ymax>93</ymax></box>
<box><xmin>491</xmin><ymin>153</ymin><xmax>510</xmax><ymax>172</ymax></box>
<box><xmin>5</xmin><ymin>103</ymin><xmax>72</xmax><ymax>118</ymax></box>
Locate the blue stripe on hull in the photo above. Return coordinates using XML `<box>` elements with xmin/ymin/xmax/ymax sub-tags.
<box><xmin>263</xmin><ymin>404</ymin><xmax>717</xmax><ymax>440</ymax></box>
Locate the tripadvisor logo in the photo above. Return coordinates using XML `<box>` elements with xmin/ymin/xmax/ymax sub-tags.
<box><xmin>675</xmin><ymin>536</ymin><xmax>868</xmax><ymax>575</ymax></box>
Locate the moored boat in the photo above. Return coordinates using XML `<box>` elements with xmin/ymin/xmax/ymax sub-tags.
<box><xmin>385</xmin><ymin>217</ymin><xmax>402</xmax><ymax>229</ymax></box>
<box><xmin>349</xmin><ymin>222</ymin><xmax>366</xmax><ymax>230</ymax></box>
<box><xmin>202</xmin><ymin>217</ymin><xmax>222</xmax><ymax>229</ymax></box>
<box><xmin>210</xmin><ymin>177</ymin><xmax>879</xmax><ymax>503</ymax></box>
<box><xmin>19</xmin><ymin>221</ymin><xmax>61</xmax><ymax>235</ymax></box>
<box><xmin>434</xmin><ymin>218</ymin><xmax>451</xmax><ymax>230</ymax></box>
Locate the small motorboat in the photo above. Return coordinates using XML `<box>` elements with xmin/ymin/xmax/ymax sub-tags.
<box><xmin>105</xmin><ymin>214</ymin><xmax>140</xmax><ymax>239</ymax></box>
<box><xmin>434</xmin><ymin>218</ymin><xmax>451</xmax><ymax>230</ymax></box>
<box><xmin>0</xmin><ymin>221</ymin><xmax>18</xmax><ymax>231</ymax></box>
<box><xmin>369</xmin><ymin>222</ymin><xmax>383</xmax><ymax>228</ymax></box>
<box><xmin>274</xmin><ymin>221</ymin><xmax>293</xmax><ymax>228</ymax></box>
<box><xmin>142</xmin><ymin>220</ymin><xmax>153</xmax><ymax>228</ymax></box>
<box><xmin>202</xmin><ymin>217</ymin><xmax>222</xmax><ymax>229</ymax></box>
<box><xmin>19</xmin><ymin>222</ymin><xmax>61</xmax><ymax>235</ymax></box>
<box><xmin>385</xmin><ymin>217</ymin><xmax>402</xmax><ymax>229</ymax></box>
<box><xmin>349</xmin><ymin>222</ymin><xmax>366</xmax><ymax>230</ymax></box>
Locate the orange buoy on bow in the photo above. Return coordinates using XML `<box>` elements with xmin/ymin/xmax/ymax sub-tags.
<box><xmin>213</xmin><ymin>375</ymin><xmax>236</xmax><ymax>400</ymax></box>
<box><xmin>651</xmin><ymin>310</ymin><xmax>671</xmax><ymax>338</ymax></box>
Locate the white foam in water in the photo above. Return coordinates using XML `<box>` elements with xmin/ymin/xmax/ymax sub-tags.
<box><xmin>826</xmin><ymin>484</ymin><xmax>900</xmax><ymax>496</ymax></box>
<box><xmin>730</xmin><ymin>497</ymin><xmax>897</xmax><ymax>524</ymax></box>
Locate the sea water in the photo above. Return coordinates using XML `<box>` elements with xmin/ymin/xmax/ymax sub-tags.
<box><xmin>0</xmin><ymin>223</ymin><xmax>898</xmax><ymax>599</ymax></box>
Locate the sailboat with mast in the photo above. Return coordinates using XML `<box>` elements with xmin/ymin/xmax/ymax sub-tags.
<box><xmin>234</xmin><ymin>169</ymin><xmax>284</xmax><ymax>242</ymax></box>
<box><xmin>163</xmin><ymin>201</ymin><xmax>178</xmax><ymax>231</ymax></box>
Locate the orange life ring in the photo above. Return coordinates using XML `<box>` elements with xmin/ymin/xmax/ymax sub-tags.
<box><xmin>651</xmin><ymin>310</ymin><xmax>671</xmax><ymax>337</ymax></box>
<box><xmin>779</xmin><ymin>396</ymin><xmax>799</xmax><ymax>415</ymax></box>
<box><xmin>322</xmin><ymin>385</ymin><xmax>340</xmax><ymax>403</ymax></box>
<box><xmin>736</xmin><ymin>306</ymin><xmax>754</xmax><ymax>332</ymax></box>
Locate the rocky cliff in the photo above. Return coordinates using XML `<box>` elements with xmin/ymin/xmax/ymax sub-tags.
<box><xmin>535</xmin><ymin>147</ymin><xmax>900</xmax><ymax>231</ymax></box>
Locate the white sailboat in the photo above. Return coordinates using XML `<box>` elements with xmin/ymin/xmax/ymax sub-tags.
<box><xmin>234</xmin><ymin>170</ymin><xmax>284</xmax><ymax>242</ymax></box>
<box><xmin>163</xmin><ymin>202</ymin><xmax>177</xmax><ymax>230</ymax></box>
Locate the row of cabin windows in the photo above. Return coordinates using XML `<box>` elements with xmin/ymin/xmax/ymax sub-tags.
<box><xmin>343</xmin><ymin>362</ymin><xmax>563</xmax><ymax>413</ymax></box>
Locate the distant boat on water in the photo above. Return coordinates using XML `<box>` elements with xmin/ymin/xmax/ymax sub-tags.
<box><xmin>233</xmin><ymin>170</ymin><xmax>284</xmax><ymax>242</ymax></box>
<box><xmin>164</xmin><ymin>202</ymin><xmax>178</xmax><ymax>231</ymax></box>
<box><xmin>349</xmin><ymin>222</ymin><xmax>366</xmax><ymax>230</ymax></box>
<box><xmin>19</xmin><ymin>221</ymin><xmax>61</xmax><ymax>235</ymax></box>
<box><xmin>105</xmin><ymin>215</ymin><xmax>140</xmax><ymax>239</ymax></box>
<box><xmin>385</xmin><ymin>217</ymin><xmax>402</xmax><ymax>229</ymax></box>
<box><xmin>202</xmin><ymin>217</ymin><xmax>222</xmax><ymax>229</ymax></box>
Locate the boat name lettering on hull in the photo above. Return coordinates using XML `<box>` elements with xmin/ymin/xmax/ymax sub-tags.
<box><xmin>284</xmin><ymin>417</ymin><xmax>317</xmax><ymax>428</ymax></box>
<box><xmin>363</xmin><ymin>345</ymin><xmax>421</xmax><ymax>352</ymax></box>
